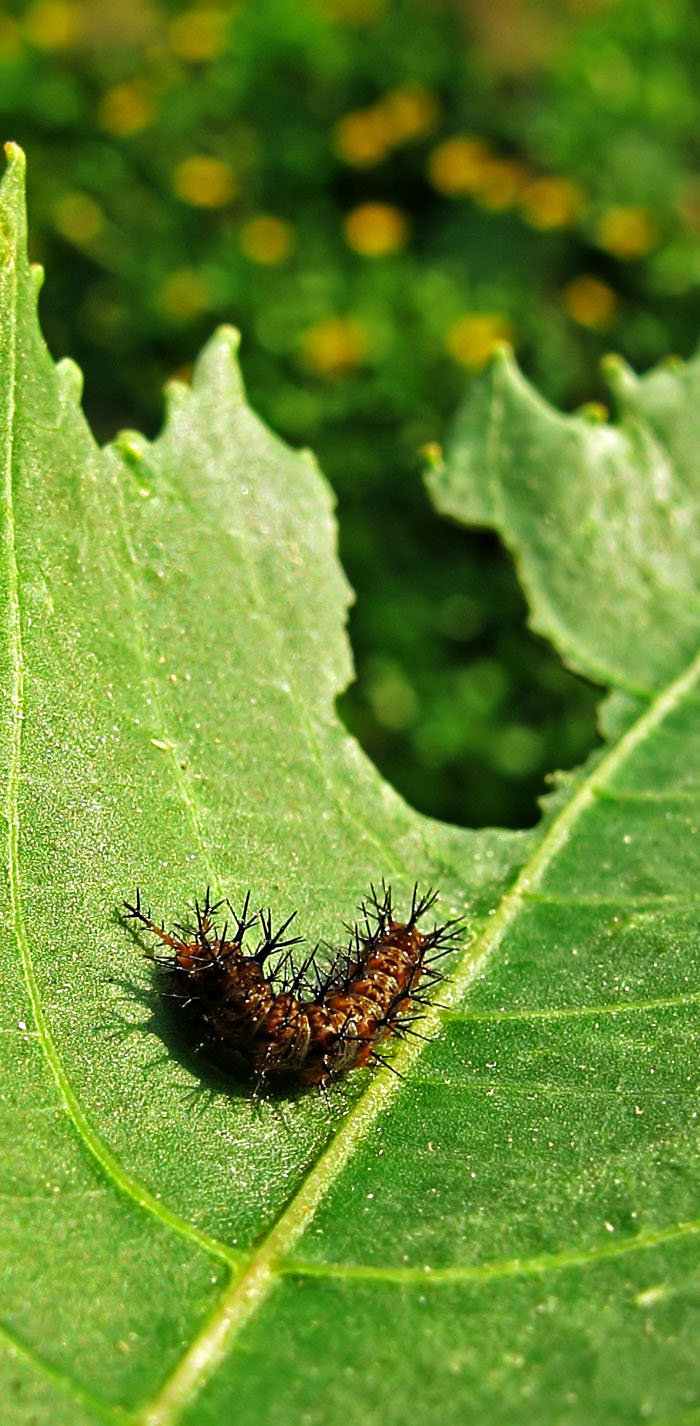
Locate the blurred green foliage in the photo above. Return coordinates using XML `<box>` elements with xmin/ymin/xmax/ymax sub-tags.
<box><xmin>2</xmin><ymin>0</ymin><xmax>700</xmax><ymax>827</ymax></box>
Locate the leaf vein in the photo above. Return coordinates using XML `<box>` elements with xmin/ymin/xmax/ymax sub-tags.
<box><xmin>2</xmin><ymin>241</ymin><xmax>241</xmax><ymax>1277</ymax></box>
<box><xmin>136</xmin><ymin>643</ymin><xmax>700</xmax><ymax>1426</ymax></box>
<box><xmin>0</xmin><ymin>1318</ymin><xmax>131</xmax><ymax>1426</ymax></box>
<box><xmin>280</xmin><ymin>1216</ymin><xmax>700</xmax><ymax>1287</ymax></box>
<box><xmin>445</xmin><ymin>990</ymin><xmax>700</xmax><ymax>1022</ymax></box>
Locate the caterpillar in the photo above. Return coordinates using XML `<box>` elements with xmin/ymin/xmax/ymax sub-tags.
<box><xmin>123</xmin><ymin>883</ymin><xmax>463</xmax><ymax>1089</ymax></box>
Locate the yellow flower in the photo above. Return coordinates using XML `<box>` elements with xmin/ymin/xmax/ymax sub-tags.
<box><xmin>676</xmin><ymin>178</ymin><xmax>700</xmax><ymax>229</ymax></box>
<box><xmin>334</xmin><ymin>87</ymin><xmax>439</xmax><ymax>168</ymax></box>
<box><xmin>332</xmin><ymin>109</ymin><xmax>392</xmax><ymax>167</ymax></box>
<box><xmin>158</xmin><ymin>269</ymin><xmax>212</xmax><ymax>322</ymax></box>
<box><xmin>169</xmin><ymin>9</ymin><xmax>227</xmax><ymax>62</ymax></box>
<box><xmin>378</xmin><ymin>86</ymin><xmax>439</xmax><ymax>145</ymax></box>
<box><xmin>97</xmin><ymin>83</ymin><xmax>154</xmax><ymax>137</ymax></box>
<box><xmin>473</xmin><ymin>158</ymin><xmax>529</xmax><ymax>211</ymax></box>
<box><xmin>563</xmin><ymin>275</ymin><xmax>617</xmax><ymax>329</ymax></box>
<box><xmin>23</xmin><ymin>0</ymin><xmax>83</xmax><ymax>48</ymax></box>
<box><xmin>53</xmin><ymin>192</ymin><xmax>103</xmax><ymax>244</ymax></box>
<box><xmin>520</xmin><ymin>176</ymin><xmax>585</xmax><ymax>230</ymax></box>
<box><xmin>427</xmin><ymin>136</ymin><xmax>491</xmax><ymax>196</ymax></box>
<box><xmin>172</xmin><ymin>156</ymin><xmax>236</xmax><ymax>208</ymax></box>
<box><xmin>596</xmin><ymin>205</ymin><xmax>660</xmax><ymax>258</ymax></box>
<box><xmin>240</xmin><ymin>215</ymin><xmax>296</xmax><ymax>264</ymax></box>
<box><xmin>301</xmin><ymin>317</ymin><xmax>369</xmax><ymax>375</ymax></box>
<box><xmin>343</xmin><ymin>202</ymin><xmax>408</xmax><ymax>256</ymax></box>
<box><xmin>445</xmin><ymin>314</ymin><xmax>513</xmax><ymax>370</ymax></box>
<box><xmin>0</xmin><ymin>16</ymin><xmax>21</xmax><ymax>59</ymax></box>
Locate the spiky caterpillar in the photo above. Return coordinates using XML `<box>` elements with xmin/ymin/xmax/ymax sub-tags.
<box><xmin>123</xmin><ymin>884</ymin><xmax>463</xmax><ymax>1088</ymax></box>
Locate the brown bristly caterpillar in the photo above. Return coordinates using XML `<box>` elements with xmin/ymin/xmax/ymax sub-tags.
<box><xmin>123</xmin><ymin>883</ymin><xmax>464</xmax><ymax>1090</ymax></box>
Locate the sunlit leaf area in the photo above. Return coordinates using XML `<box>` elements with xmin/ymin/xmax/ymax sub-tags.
<box><xmin>2</xmin><ymin>3</ymin><xmax>700</xmax><ymax>1423</ymax></box>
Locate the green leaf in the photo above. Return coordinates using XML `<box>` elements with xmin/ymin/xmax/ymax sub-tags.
<box><xmin>427</xmin><ymin>347</ymin><xmax>700</xmax><ymax>698</ymax></box>
<box><xmin>2</xmin><ymin>142</ymin><xmax>699</xmax><ymax>1426</ymax></box>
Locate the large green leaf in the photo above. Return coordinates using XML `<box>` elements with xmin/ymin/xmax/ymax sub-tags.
<box><xmin>1</xmin><ymin>141</ymin><xmax>699</xmax><ymax>1425</ymax></box>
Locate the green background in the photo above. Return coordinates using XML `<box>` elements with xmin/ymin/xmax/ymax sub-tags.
<box><xmin>3</xmin><ymin>0</ymin><xmax>700</xmax><ymax>826</ymax></box>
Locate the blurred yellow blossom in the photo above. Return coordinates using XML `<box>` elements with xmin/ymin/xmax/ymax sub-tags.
<box><xmin>334</xmin><ymin>86</ymin><xmax>438</xmax><ymax>167</ymax></box>
<box><xmin>379</xmin><ymin>86</ymin><xmax>440</xmax><ymax>144</ymax></box>
<box><xmin>0</xmin><ymin>16</ymin><xmax>21</xmax><ymax>58</ymax></box>
<box><xmin>333</xmin><ymin>109</ymin><xmax>392</xmax><ymax>167</ymax></box>
<box><xmin>169</xmin><ymin>9</ymin><xmax>227</xmax><ymax>62</ymax></box>
<box><xmin>676</xmin><ymin>178</ymin><xmax>700</xmax><ymax>229</ymax></box>
<box><xmin>563</xmin><ymin>275</ymin><xmax>617</xmax><ymax>328</ymax></box>
<box><xmin>446</xmin><ymin>314</ymin><xmax>513</xmax><ymax>369</ymax></box>
<box><xmin>173</xmin><ymin>156</ymin><xmax>236</xmax><ymax>207</ymax></box>
<box><xmin>596</xmin><ymin>205</ymin><xmax>659</xmax><ymax>258</ymax></box>
<box><xmin>421</xmin><ymin>441</ymin><xmax>443</xmax><ymax>470</ymax></box>
<box><xmin>473</xmin><ymin>158</ymin><xmax>529</xmax><ymax>211</ymax></box>
<box><xmin>301</xmin><ymin>317</ymin><xmax>369</xmax><ymax>375</ymax></box>
<box><xmin>427</xmin><ymin>136</ymin><xmax>492</xmax><ymax>197</ymax></box>
<box><xmin>53</xmin><ymin>192</ymin><xmax>103</xmax><ymax>244</ymax></box>
<box><xmin>343</xmin><ymin>202</ymin><xmax>409</xmax><ymax>256</ymax></box>
<box><xmin>158</xmin><ymin>269</ymin><xmax>212</xmax><ymax>321</ymax></box>
<box><xmin>240</xmin><ymin>215</ymin><xmax>296</xmax><ymax>264</ymax></box>
<box><xmin>98</xmin><ymin>83</ymin><xmax>154</xmax><ymax>136</ymax></box>
<box><xmin>520</xmin><ymin>176</ymin><xmax>585</xmax><ymax>229</ymax></box>
<box><xmin>23</xmin><ymin>0</ymin><xmax>82</xmax><ymax>48</ymax></box>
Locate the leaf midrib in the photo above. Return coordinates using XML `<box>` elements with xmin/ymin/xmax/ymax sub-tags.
<box><xmin>137</xmin><ymin>642</ymin><xmax>700</xmax><ymax>1426</ymax></box>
